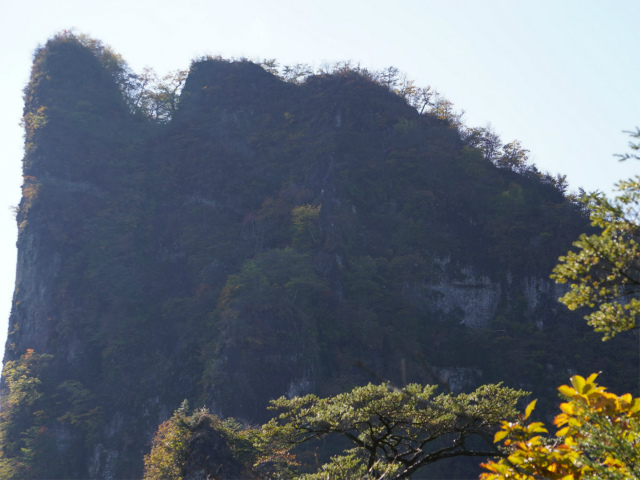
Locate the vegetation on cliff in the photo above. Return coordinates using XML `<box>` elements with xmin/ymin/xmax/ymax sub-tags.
<box><xmin>2</xmin><ymin>32</ymin><xmax>638</xmax><ymax>479</ymax></box>
<box><xmin>144</xmin><ymin>132</ymin><xmax>640</xmax><ymax>480</ymax></box>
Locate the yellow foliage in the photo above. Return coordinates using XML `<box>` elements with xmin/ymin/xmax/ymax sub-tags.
<box><xmin>481</xmin><ymin>373</ymin><xmax>640</xmax><ymax>480</ymax></box>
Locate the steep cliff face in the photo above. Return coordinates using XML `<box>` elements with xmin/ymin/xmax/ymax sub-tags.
<box><xmin>2</xmin><ymin>35</ymin><xmax>638</xmax><ymax>479</ymax></box>
<box><xmin>10</xmin><ymin>205</ymin><xmax>61</xmax><ymax>353</ymax></box>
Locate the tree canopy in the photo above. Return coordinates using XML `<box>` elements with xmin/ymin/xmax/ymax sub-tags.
<box><xmin>552</xmin><ymin>131</ymin><xmax>640</xmax><ymax>339</ymax></box>
<box><xmin>263</xmin><ymin>382</ymin><xmax>527</xmax><ymax>479</ymax></box>
<box><xmin>482</xmin><ymin>373</ymin><xmax>640</xmax><ymax>480</ymax></box>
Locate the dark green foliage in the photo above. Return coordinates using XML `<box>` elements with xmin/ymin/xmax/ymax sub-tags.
<box><xmin>3</xmin><ymin>33</ymin><xmax>638</xmax><ymax>479</ymax></box>
<box><xmin>204</xmin><ymin>248</ymin><xmax>329</xmax><ymax>420</ymax></box>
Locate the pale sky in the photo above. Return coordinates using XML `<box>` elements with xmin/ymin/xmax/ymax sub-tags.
<box><xmin>1</xmin><ymin>0</ymin><xmax>638</xmax><ymax>361</ymax></box>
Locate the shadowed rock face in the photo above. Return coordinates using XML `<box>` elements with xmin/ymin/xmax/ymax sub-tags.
<box><xmin>183</xmin><ymin>417</ymin><xmax>250</xmax><ymax>480</ymax></box>
<box><xmin>2</xmin><ymin>34</ymin><xmax>637</xmax><ymax>480</ymax></box>
<box><xmin>9</xmin><ymin>218</ymin><xmax>61</xmax><ymax>352</ymax></box>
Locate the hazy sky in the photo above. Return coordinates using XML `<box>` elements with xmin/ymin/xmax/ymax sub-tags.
<box><xmin>1</xmin><ymin>0</ymin><xmax>638</xmax><ymax>361</ymax></box>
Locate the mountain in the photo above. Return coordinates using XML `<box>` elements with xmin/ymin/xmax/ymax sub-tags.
<box><xmin>2</xmin><ymin>33</ymin><xmax>638</xmax><ymax>479</ymax></box>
